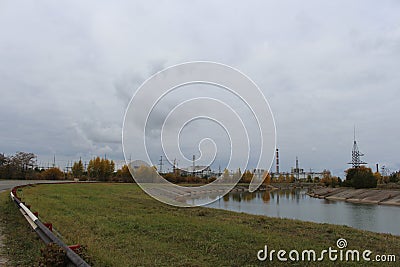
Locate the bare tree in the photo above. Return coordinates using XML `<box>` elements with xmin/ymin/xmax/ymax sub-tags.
<box><xmin>11</xmin><ymin>152</ymin><xmax>36</xmax><ymax>171</ymax></box>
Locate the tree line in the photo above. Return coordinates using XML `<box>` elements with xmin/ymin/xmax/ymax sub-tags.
<box><xmin>0</xmin><ymin>152</ymin><xmax>133</xmax><ymax>182</ymax></box>
<box><xmin>1</xmin><ymin>152</ymin><xmax>399</xmax><ymax>188</ymax></box>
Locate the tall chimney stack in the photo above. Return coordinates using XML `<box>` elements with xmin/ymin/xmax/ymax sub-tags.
<box><xmin>192</xmin><ymin>155</ymin><xmax>195</xmax><ymax>176</ymax></box>
<box><xmin>276</xmin><ymin>149</ymin><xmax>279</xmax><ymax>174</ymax></box>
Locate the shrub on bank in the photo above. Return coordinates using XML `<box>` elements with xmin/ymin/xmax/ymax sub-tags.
<box><xmin>345</xmin><ymin>166</ymin><xmax>377</xmax><ymax>189</ymax></box>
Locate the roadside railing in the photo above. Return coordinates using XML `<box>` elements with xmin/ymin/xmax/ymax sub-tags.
<box><xmin>10</xmin><ymin>184</ymin><xmax>90</xmax><ymax>267</ymax></box>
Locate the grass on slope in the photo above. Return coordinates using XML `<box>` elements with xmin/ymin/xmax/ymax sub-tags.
<box><xmin>16</xmin><ymin>183</ymin><xmax>400</xmax><ymax>266</ymax></box>
<box><xmin>0</xmin><ymin>191</ymin><xmax>44</xmax><ymax>266</ymax></box>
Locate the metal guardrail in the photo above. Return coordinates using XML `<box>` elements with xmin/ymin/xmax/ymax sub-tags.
<box><xmin>10</xmin><ymin>184</ymin><xmax>90</xmax><ymax>267</ymax></box>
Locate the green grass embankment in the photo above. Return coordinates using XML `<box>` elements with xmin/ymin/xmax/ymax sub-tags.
<box><xmin>0</xmin><ymin>191</ymin><xmax>44</xmax><ymax>266</ymax></box>
<box><xmin>9</xmin><ymin>184</ymin><xmax>400</xmax><ymax>266</ymax></box>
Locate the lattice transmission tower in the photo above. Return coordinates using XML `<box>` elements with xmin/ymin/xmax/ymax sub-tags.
<box><xmin>348</xmin><ymin>126</ymin><xmax>367</xmax><ymax>168</ymax></box>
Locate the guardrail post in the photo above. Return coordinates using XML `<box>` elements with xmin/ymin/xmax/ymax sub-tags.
<box><xmin>44</xmin><ymin>223</ymin><xmax>53</xmax><ymax>232</ymax></box>
<box><xmin>68</xmin><ymin>244</ymin><xmax>81</xmax><ymax>252</ymax></box>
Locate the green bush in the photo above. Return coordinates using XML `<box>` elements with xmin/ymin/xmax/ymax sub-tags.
<box><xmin>346</xmin><ymin>167</ymin><xmax>377</xmax><ymax>189</ymax></box>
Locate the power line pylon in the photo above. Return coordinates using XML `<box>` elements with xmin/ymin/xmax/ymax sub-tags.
<box><xmin>348</xmin><ymin>126</ymin><xmax>367</xmax><ymax>168</ymax></box>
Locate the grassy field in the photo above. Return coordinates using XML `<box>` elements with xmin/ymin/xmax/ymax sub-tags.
<box><xmin>0</xmin><ymin>191</ymin><xmax>44</xmax><ymax>266</ymax></box>
<box><xmin>6</xmin><ymin>183</ymin><xmax>400</xmax><ymax>266</ymax></box>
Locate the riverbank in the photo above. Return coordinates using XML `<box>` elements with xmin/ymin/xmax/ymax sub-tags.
<box><xmin>309</xmin><ymin>187</ymin><xmax>400</xmax><ymax>206</ymax></box>
<box><xmin>7</xmin><ymin>183</ymin><xmax>399</xmax><ymax>266</ymax></box>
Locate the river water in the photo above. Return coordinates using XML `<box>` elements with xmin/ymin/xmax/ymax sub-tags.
<box><xmin>204</xmin><ymin>188</ymin><xmax>400</xmax><ymax>235</ymax></box>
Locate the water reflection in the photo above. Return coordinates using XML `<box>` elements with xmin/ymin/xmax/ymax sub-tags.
<box><xmin>206</xmin><ymin>188</ymin><xmax>400</xmax><ymax>235</ymax></box>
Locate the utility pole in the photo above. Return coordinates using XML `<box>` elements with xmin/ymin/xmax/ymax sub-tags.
<box><xmin>65</xmin><ymin>161</ymin><xmax>72</xmax><ymax>173</ymax></box>
<box><xmin>276</xmin><ymin>148</ymin><xmax>280</xmax><ymax>174</ymax></box>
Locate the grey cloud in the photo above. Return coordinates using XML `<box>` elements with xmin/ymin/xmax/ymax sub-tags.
<box><xmin>114</xmin><ymin>72</ymin><xmax>144</xmax><ymax>106</ymax></box>
<box><xmin>1</xmin><ymin>0</ymin><xmax>399</xmax><ymax>174</ymax></box>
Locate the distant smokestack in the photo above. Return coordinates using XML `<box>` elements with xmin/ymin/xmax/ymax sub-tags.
<box><xmin>376</xmin><ymin>163</ymin><xmax>379</xmax><ymax>173</ymax></box>
<box><xmin>276</xmin><ymin>149</ymin><xmax>279</xmax><ymax>174</ymax></box>
<box><xmin>192</xmin><ymin>155</ymin><xmax>195</xmax><ymax>176</ymax></box>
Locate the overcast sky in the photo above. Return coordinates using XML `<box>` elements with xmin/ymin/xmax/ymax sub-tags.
<box><xmin>1</xmin><ymin>0</ymin><xmax>399</xmax><ymax>176</ymax></box>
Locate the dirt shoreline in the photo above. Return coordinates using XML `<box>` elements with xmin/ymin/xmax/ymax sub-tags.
<box><xmin>308</xmin><ymin>187</ymin><xmax>400</xmax><ymax>206</ymax></box>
